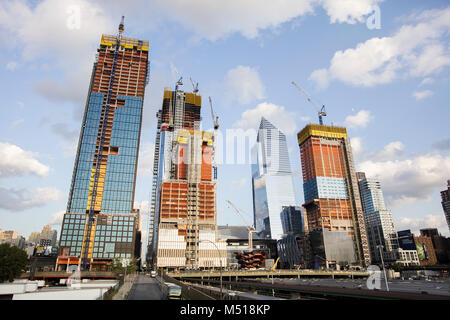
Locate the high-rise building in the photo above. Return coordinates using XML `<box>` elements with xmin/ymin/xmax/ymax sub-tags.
<box><xmin>297</xmin><ymin>124</ymin><xmax>370</xmax><ymax>267</ymax></box>
<box><xmin>39</xmin><ymin>225</ymin><xmax>58</xmax><ymax>247</ymax></box>
<box><xmin>441</xmin><ymin>180</ymin><xmax>450</xmax><ymax>232</ymax></box>
<box><xmin>251</xmin><ymin>117</ymin><xmax>299</xmax><ymax>240</ymax></box>
<box><xmin>357</xmin><ymin>172</ymin><xmax>398</xmax><ymax>263</ymax></box>
<box><xmin>56</xmin><ymin>19</ymin><xmax>150</xmax><ymax>271</ymax></box>
<box><xmin>148</xmin><ymin>86</ymin><xmax>226</xmax><ymax>269</ymax></box>
<box><xmin>280</xmin><ymin>206</ymin><xmax>304</xmax><ymax>237</ymax></box>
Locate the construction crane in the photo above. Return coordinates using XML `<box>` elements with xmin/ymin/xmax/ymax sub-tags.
<box><xmin>189</xmin><ymin>77</ymin><xmax>199</xmax><ymax>94</ymax></box>
<box><xmin>291</xmin><ymin>81</ymin><xmax>327</xmax><ymax>125</ymax></box>
<box><xmin>226</xmin><ymin>200</ymin><xmax>256</xmax><ymax>251</ymax></box>
<box><xmin>208</xmin><ymin>96</ymin><xmax>219</xmax><ymax>130</ymax></box>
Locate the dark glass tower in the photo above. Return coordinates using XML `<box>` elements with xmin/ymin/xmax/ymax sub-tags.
<box><xmin>56</xmin><ymin>19</ymin><xmax>150</xmax><ymax>271</ymax></box>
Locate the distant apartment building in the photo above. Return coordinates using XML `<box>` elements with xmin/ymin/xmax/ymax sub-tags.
<box><xmin>297</xmin><ymin>124</ymin><xmax>370</xmax><ymax>268</ymax></box>
<box><xmin>0</xmin><ymin>230</ymin><xmax>26</xmax><ymax>249</ymax></box>
<box><xmin>396</xmin><ymin>249</ymin><xmax>419</xmax><ymax>267</ymax></box>
<box><xmin>420</xmin><ymin>228</ymin><xmax>449</xmax><ymax>264</ymax></box>
<box><xmin>28</xmin><ymin>232</ymin><xmax>41</xmax><ymax>244</ymax></box>
<box><xmin>39</xmin><ymin>225</ymin><xmax>58</xmax><ymax>247</ymax></box>
<box><xmin>357</xmin><ymin>172</ymin><xmax>399</xmax><ymax>263</ymax></box>
<box><xmin>441</xmin><ymin>180</ymin><xmax>450</xmax><ymax>232</ymax></box>
<box><xmin>251</xmin><ymin>117</ymin><xmax>299</xmax><ymax>240</ymax></box>
<box><xmin>414</xmin><ymin>235</ymin><xmax>437</xmax><ymax>265</ymax></box>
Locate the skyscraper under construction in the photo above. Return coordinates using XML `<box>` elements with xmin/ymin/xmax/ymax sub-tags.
<box><xmin>148</xmin><ymin>84</ymin><xmax>226</xmax><ymax>269</ymax></box>
<box><xmin>297</xmin><ymin>124</ymin><xmax>371</xmax><ymax>268</ymax></box>
<box><xmin>56</xmin><ymin>18</ymin><xmax>150</xmax><ymax>271</ymax></box>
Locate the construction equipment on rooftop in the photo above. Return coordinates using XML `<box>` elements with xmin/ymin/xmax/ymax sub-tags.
<box><xmin>226</xmin><ymin>200</ymin><xmax>256</xmax><ymax>251</ymax></box>
<box><xmin>291</xmin><ymin>81</ymin><xmax>327</xmax><ymax>125</ymax></box>
<box><xmin>208</xmin><ymin>96</ymin><xmax>219</xmax><ymax>130</ymax></box>
<box><xmin>189</xmin><ymin>77</ymin><xmax>199</xmax><ymax>94</ymax></box>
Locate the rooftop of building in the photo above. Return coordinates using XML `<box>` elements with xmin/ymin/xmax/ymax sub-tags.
<box><xmin>297</xmin><ymin>123</ymin><xmax>347</xmax><ymax>145</ymax></box>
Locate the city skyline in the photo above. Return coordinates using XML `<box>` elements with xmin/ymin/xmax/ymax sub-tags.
<box><xmin>1</xmin><ymin>0</ymin><xmax>449</xmax><ymax>253</ymax></box>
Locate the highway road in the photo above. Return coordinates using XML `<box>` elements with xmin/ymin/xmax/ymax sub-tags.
<box><xmin>127</xmin><ymin>274</ymin><xmax>167</xmax><ymax>300</ymax></box>
<box><xmin>261</xmin><ymin>278</ymin><xmax>450</xmax><ymax>296</ymax></box>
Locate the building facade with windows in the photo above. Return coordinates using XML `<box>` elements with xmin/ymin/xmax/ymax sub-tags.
<box><xmin>251</xmin><ymin>118</ymin><xmax>299</xmax><ymax>240</ymax></box>
<box><xmin>297</xmin><ymin>124</ymin><xmax>370</xmax><ymax>267</ymax></box>
<box><xmin>57</xmin><ymin>20</ymin><xmax>149</xmax><ymax>271</ymax></box>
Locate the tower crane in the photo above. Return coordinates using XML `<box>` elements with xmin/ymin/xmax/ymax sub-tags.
<box><xmin>226</xmin><ymin>200</ymin><xmax>257</xmax><ymax>251</ymax></box>
<box><xmin>291</xmin><ymin>81</ymin><xmax>327</xmax><ymax>125</ymax></box>
<box><xmin>208</xmin><ymin>96</ymin><xmax>219</xmax><ymax>130</ymax></box>
<box><xmin>189</xmin><ymin>77</ymin><xmax>199</xmax><ymax>94</ymax></box>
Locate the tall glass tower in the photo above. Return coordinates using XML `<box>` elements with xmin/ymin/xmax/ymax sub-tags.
<box><xmin>251</xmin><ymin>117</ymin><xmax>299</xmax><ymax>240</ymax></box>
<box><xmin>56</xmin><ymin>19</ymin><xmax>150</xmax><ymax>271</ymax></box>
<box><xmin>357</xmin><ymin>172</ymin><xmax>399</xmax><ymax>263</ymax></box>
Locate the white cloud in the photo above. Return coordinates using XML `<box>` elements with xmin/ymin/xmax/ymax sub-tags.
<box><xmin>344</xmin><ymin>109</ymin><xmax>373</xmax><ymax>128</ymax></box>
<box><xmin>225</xmin><ymin>65</ymin><xmax>265</xmax><ymax>105</ymax></box>
<box><xmin>358</xmin><ymin>153</ymin><xmax>450</xmax><ymax>207</ymax></box>
<box><xmin>395</xmin><ymin>214</ymin><xmax>449</xmax><ymax>236</ymax></box>
<box><xmin>368</xmin><ymin>141</ymin><xmax>405</xmax><ymax>161</ymax></box>
<box><xmin>0</xmin><ymin>187</ymin><xmax>62</xmax><ymax>212</ymax></box>
<box><xmin>413</xmin><ymin>90</ymin><xmax>434</xmax><ymax>100</ymax></box>
<box><xmin>137</xmin><ymin>142</ymin><xmax>155</xmax><ymax>177</ymax></box>
<box><xmin>0</xmin><ymin>0</ymin><xmax>114</xmax><ymax>104</ymax></box>
<box><xmin>310</xmin><ymin>7</ymin><xmax>450</xmax><ymax>88</ymax></box>
<box><xmin>154</xmin><ymin>0</ymin><xmax>316</xmax><ymax>41</ymax></box>
<box><xmin>0</xmin><ymin>142</ymin><xmax>50</xmax><ymax>178</ymax></box>
<box><xmin>233</xmin><ymin>102</ymin><xmax>297</xmax><ymax>135</ymax></box>
<box><xmin>418</xmin><ymin>77</ymin><xmax>434</xmax><ymax>87</ymax></box>
<box><xmin>319</xmin><ymin>0</ymin><xmax>383</xmax><ymax>24</ymax></box>
<box><xmin>350</xmin><ymin>137</ymin><xmax>363</xmax><ymax>158</ymax></box>
<box><xmin>49</xmin><ymin>210</ymin><xmax>65</xmax><ymax>226</ymax></box>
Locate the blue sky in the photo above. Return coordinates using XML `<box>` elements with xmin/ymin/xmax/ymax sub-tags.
<box><xmin>1</xmin><ymin>0</ymin><xmax>449</xmax><ymax>252</ymax></box>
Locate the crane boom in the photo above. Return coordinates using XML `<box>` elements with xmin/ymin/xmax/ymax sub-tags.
<box><xmin>189</xmin><ymin>77</ymin><xmax>199</xmax><ymax>93</ymax></box>
<box><xmin>226</xmin><ymin>200</ymin><xmax>256</xmax><ymax>251</ymax></box>
<box><xmin>291</xmin><ymin>81</ymin><xmax>327</xmax><ymax>125</ymax></box>
<box><xmin>209</xmin><ymin>96</ymin><xmax>219</xmax><ymax>130</ymax></box>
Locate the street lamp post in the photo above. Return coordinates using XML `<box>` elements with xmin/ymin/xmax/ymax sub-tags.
<box><xmin>376</xmin><ymin>225</ymin><xmax>390</xmax><ymax>292</ymax></box>
<box><xmin>200</xmin><ymin>240</ymin><xmax>223</xmax><ymax>300</ymax></box>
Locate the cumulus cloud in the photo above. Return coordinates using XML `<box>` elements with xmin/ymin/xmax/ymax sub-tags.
<box><xmin>413</xmin><ymin>90</ymin><xmax>434</xmax><ymax>100</ymax></box>
<box><xmin>350</xmin><ymin>137</ymin><xmax>363</xmax><ymax>158</ymax></box>
<box><xmin>344</xmin><ymin>109</ymin><xmax>373</xmax><ymax>128</ymax></box>
<box><xmin>0</xmin><ymin>187</ymin><xmax>62</xmax><ymax>211</ymax></box>
<box><xmin>153</xmin><ymin>0</ymin><xmax>315</xmax><ymax>41</ymax></box>
<box><xmin>368</xmin><ymin>141</ymin><xmax>405</xmax><ymax>161</ymax></box>
<box><xmin>225</xmin><ymin>65</ymin><xmax>265</xmax><ymax>105</ymax></box>
<box><xmin>395</xmin><ymin>214</ymin><xmax>449</xmax><ymax>236</ymax></box>
<box><xmin>233</xmin><ymin>102</ymin><xmax>297</xmax><ymax>135</ymax></box>
<box><xmin>0</xmin><ymin>142</ymin><xmax>50</xmax><ymax>178</ymax></box>
<box><xmin>319</xmin><ymin>0</ymin><xmax>383</xmax><ymax>24</ymax></box>
<box><xmin>358</xmin><ymin>153</ymin><xmax>450</xmax><ymax>207</ymax></box>
<box><xmin>49</xmin><ymin>210</ymin><xmax>65</xmax><ymax>226</ymax></box>
<box><xmin>309</xmin><ymin>6</ymin><xmax>450</xmax><ymax>88</ymax></box>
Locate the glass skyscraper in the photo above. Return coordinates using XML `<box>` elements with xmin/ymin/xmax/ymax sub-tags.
<box><xmin>251</xmin><ymin>117</ymin><xmax>299</xmax><ymax>240</ymax></box>
<box><xmin>357</xmin><ymin>172</ymin><xmax>399</xmax><ymax>263</ymax></box>
<box><xmin>56</xmin><ymin>20</ymin><xmax>150</xmax><ymax>271</ymax></box>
